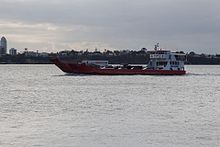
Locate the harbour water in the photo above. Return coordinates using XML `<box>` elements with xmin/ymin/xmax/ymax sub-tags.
<box><xmin>0</xmin><ymin>65</ymin><xmax>219</xmax><ymax>147</ymax></box>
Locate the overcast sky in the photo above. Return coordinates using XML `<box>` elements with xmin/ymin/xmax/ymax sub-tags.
<box><xmin>0</xmin><ymin>0</ymin><xmax>219</xmax><ymax>53</ymax></box>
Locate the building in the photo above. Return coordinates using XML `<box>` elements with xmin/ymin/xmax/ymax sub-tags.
<box><xmin>0</xmin><ymin>36</ymin><xmax>7</xmax><ymax>56</ymax></box>
<box><xmin>24</xmin><ymin>51</ymin><xmax>39</xmax><ymax>57</ymax></box>
<box><xmin>9</xmin><ymin>48</ymin><xmax>17</xmax><ymax>56</ymax></box>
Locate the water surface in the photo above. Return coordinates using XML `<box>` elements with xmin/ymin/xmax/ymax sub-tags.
<box><xmin>0</xmin><ymin>65</ymin><xmax>219</xmax><ymax>147</ymax></box>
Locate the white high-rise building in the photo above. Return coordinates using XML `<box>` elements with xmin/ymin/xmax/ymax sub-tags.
<box><xmin>9</xmin><ymin>48</ymin><xmax>17</xmax><ymax>55</ymax></box>
<box><xmin>0</xmin><ymin>36</ymin><xmax>7</xmax><ymax>56</ymax></box>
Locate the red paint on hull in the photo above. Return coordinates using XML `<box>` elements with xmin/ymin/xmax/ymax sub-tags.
<box><xmin>51</xmin><ymin>58</ymin><xmax>186</xmax><ymax>75</ymax></box>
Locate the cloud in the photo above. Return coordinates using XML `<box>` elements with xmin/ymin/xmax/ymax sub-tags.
<box><xmin>0</xmin><ymin>0</ymin><xmax>220</xmax><ymax>53</ymax></box>
<box><xmin>0</xmin><ymin>20</ymin><xmax>110</xmax><ymax>52</ymax></box>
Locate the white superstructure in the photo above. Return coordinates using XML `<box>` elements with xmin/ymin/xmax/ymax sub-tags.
<box><xmin>148</xmin><ymin>50</ymin><xmax>186</xmax><ymax>71</ymax></box>
<box><xmin>82</xmin><ymin>60</ymin><xmax>109</xmax><ymax>67</ymax></box>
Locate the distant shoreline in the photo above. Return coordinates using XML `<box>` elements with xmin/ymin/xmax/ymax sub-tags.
<box><xmin>1</xmin><ymin>50</ymin><xmax>220</xmax><ymax>65</ymax></box>
<box><xmin>1</xmin><ymin>63</ymin><xmax>220</xmax><ymax>65</ymax></box>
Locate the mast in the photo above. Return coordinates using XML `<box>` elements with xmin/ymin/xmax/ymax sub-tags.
<box><xmin>154</xmin><ymin>43</ymin><xmax>159</xmax><ymax>51</ymax></box>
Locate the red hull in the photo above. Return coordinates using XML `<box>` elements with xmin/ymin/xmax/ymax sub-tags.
<box><xmin>51</xmin><ymin>58</ymin><xmax>186</xmax><ymax>75</ymax></box>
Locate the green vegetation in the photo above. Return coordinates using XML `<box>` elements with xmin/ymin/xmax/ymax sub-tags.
<box><xmin>0</xmin><ymin>49</ymin><xmax>220</xmax><ymax>64</ymax></box>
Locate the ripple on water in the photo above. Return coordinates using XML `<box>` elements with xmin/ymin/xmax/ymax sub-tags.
<box><xmin>0</xmin><ymin>65</ymin><xmax>219</xmax><ymax>147</ymax></box>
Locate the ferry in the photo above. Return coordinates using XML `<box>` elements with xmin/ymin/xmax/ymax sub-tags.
<box><xmin>51</xmin><ymin>45</ymin><xmax>186</xmax><ymax>75</ymax></box>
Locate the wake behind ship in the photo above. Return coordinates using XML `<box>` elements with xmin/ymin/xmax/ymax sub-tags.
<box><xmin>51</xmin><ymin>47</ymin><xmax>186</xmax><ymax>75</ymax></box>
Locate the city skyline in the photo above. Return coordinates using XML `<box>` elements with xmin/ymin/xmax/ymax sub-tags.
<box><xmin>0</xmin><ymin>0</ymin><xmax>220</xmax><ymax>54</ymax></box>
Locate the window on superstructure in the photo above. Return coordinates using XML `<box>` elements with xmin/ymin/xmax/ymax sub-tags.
<box><xmin>157</xmin><ymin>61</ymin><xmax>167</xmax><ymax>66</ymax></box>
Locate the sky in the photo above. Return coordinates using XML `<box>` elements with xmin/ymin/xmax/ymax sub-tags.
<box><xmin>0</xmin><ymin>0</ymin><xmax>220</xmax><ymax>54</ymax></box>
